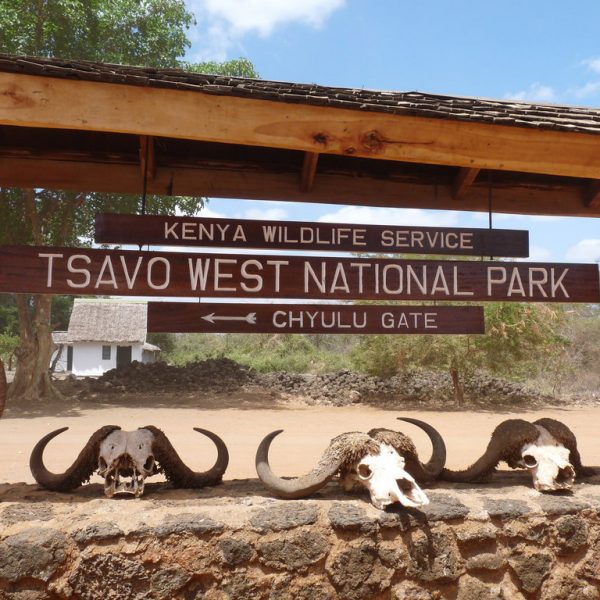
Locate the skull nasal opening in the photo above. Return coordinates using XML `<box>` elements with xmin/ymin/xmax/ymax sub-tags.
<box><xmin>397</xmin><ymin>478</ymin><xmax>413</xmax><ymax>493</ymax></box>
<box><xmin>144</xmin><ymin>455</ymin><xmax>155</xmax><ymax>471</ymax></box>
<box><xmin>557</xmin><ymin>465</ymin><xmax>575</xmax><ymax>484</ymax></box>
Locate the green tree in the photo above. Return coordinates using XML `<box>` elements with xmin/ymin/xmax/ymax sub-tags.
<box><xmin>351</xmin><ymin>302</ymin><xmax>567</xmax><ymax>406</ymax></box>
<box><xmin>0</xmin><ymin>1</ymin><xmax>258</xmax><ymax>404</ymax></box>
<box><xmin>185</xmin><ymin>58</ymin><xmax>259</xmax><ymax>78</ymax></box>
<box><xmin>0</xmin><ymin>0</ymin><xmax>193</xmax><ymax>66</ymax></box>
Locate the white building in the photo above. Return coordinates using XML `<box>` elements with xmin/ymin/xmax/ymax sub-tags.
<box><xmin>52</xmin><ymin>300</ymin><xmax>161</xmax><ymax>376</ymax></box>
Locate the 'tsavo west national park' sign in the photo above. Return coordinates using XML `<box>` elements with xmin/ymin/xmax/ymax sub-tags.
<box><xmin>0</xmin><ymin>246</ymin><xmax>598</xmax><ymax>303</ymax></box>
<box><xmin>94</xmin><ymin>213</ymin><xmax>529</xmax><ymax>257</ymax></box>
<box><xmin>147</xmin><ymin>303</ymin><xmax>485</xmax><ymax>335</ymax></box>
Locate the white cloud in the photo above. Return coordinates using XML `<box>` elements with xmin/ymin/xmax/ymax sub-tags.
<box><xmin>200</xmin><ymin>0</ymin><xmax>344</xmax><ymax>36</ymax></box>
<box><xmin>471</xmin><ymin>212</ymin><xmax>563</xmax><ymax>223</ymax></box>
<box><xmin>524</xmin><ymin>246</ymin><xmax>553</xmax><ymax>262</ymax></box>
<box><xmin>241</xmin><ymin>207</ymin><xmax>288</xmax><ymax>221</ymax></box>
<box><xmin>504</xmin><ymin>82</ymin><xmax>557</xmax><ymax>103</ymax></box>
<box><xmin>582</xmin><ymin>57</ymin><xmax>600</xmax><ymax>74</ymax></box>
<box><xmin>568</xmin><ymin>80</ymin><xmax>600</xmax><ymax>100</ymax></box>
<box><xmin>317</xmin><ymin>206</ymin><xmax>459</xmax><ymax>227</ymax></box>
<box><xmin>195</xmin><ymin>206</ymin><xmax>228</xmax><ymax>218</ymax></box>
<box><xmin>566</xmin><ymin>239</ymin><xmax>600</xmax><ymax>263</ymax></box>
<box><xmin>186</xmin><ymin>0</ymin><xmax>345</xmax><ymax>61</ymax></box>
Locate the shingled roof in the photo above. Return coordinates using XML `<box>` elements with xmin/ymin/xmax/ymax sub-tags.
<box><xmin>67</xmin><ymin>299</ymin><xmax>148</xmax><ymax>343</ymax></box>
<box><xmin>2</xmin><ymin>54</ymin><xmax>600</xmax><ymax>136</ymax></box>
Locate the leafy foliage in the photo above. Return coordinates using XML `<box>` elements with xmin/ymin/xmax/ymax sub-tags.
<box><xmin>166</xmin><ymin>333</ymin><xmax>354</xmax><ymax>373</ymax></box>
<box><xmin>0</xmin><ymin>332</ymin><xmax>18</xmax><ymax>363</ymax></box>
<box><xmin>185</xmin><ymin>58</ymin><xmax>259</xmax><ymax>78</ymax></box>
<box><xmin>0</xmin><ymin>0</ymin><xmax>258</xmax><ymax>402</ymax></box>
<box><xmin>0</xmin><ymin>0</ymin><xmax>193</xmax><ymax>67</ymax></box>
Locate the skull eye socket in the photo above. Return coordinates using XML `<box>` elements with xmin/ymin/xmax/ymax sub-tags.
<box><xmin>357</xmin><ymin>464</ymin><xmax>372</xmax><ymax>480</ymax></box>
<box><xmin>98</xmin><ymin>457</ymin><xmax>107</xmax><ymax>471</ymax></box>
<box><xmin>143</xmin><ymin>455</ymin><xmax>155</xmax><ymax>472</ymax></box>
<box><xmin>522</xmin><ymin>454</ymin><xmax>538</xmax><ymax>468</ymax></box>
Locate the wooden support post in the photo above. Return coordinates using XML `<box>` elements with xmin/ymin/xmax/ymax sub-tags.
<box><xmin>139</xmin><ymin>135</ymin><xmax>156</xmax><ymax>181</ymax></box>
<box><xmin>300</xmin><ymin>151</ymin><xmax>319</xmax><ymax>192</ymax></box>
<box><xmin>452</xmin><ymin>167</ymin><xmax>480</xmax><ymax>200</ymax></box>
<box><xmin>584</xmin><ymin>180</ymin><xmax>600</xmax><ymax>208</ymax></box>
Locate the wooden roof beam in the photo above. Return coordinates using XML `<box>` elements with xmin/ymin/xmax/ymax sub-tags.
<box><xmin>300</xmin><ymin>151</ymin><xmax>319</xmax><ymax>192</ymax></box>
<box><xmin>0</xmin><ymin>156</ymin><xmax>594</xmax><ymax>217</ymax></box>
<box><xmin>3</xmin><ymin>73</ymin><xmax>600</xmax><ymax>180</ymax></box>
<box><xmin>452</xmin><ymin>167</ymin><xmax>480</xmax><ymax>200</ymax></box>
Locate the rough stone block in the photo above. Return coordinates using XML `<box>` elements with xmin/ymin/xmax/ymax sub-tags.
<box><xmin>405</xmin><ymin>527</ymin><xmax>465</xmax><ymax>583</ymax></box>
<box><xmin>250</xmin><ymin>503</ymin><xmax>318</xmax><ymax>532</ymax></box>
<box><xmin>457</xmin><ymin>574</ymin><xmax>504</xmax><ymax>600</ymax></box>
<box><xmin>219</xmin><ymin>538</ymin><xmax>254</xmax><ymax>566</ymax></box>
<box><xmin>258</xmin><ymin>531</ymin><xmax>329</xmax><ymax>572</ymax></box>
<box><xmin>540</xmin><ymin>570</ymin><xmax>600</xmax><ymax>600</ymax></box>
<box><xmin>392</xmin><ymin>580</ymin><xmax>435</xmax><ymax>599</ymax></box>
<box><xmin>455</xmin><ymin>522</ymin><xmax>497</xmax><ymax>544</ymax></box>
<box><xmin>421</xmin><ymin>492</ymin><xmax>470</xmax><ymax>521</ymax></box>
<box><xmin>484</xmin><ymin>499</ymin><xmax>531</xmax><ymax>520</ymax></box>
<box><xmin>68</xmin><ymin>553</ymin><xmax>150</xmax><ymax>600</ymax></box>
<box><xmin>326</xmin><ymin>541</ymin><xmax>393</xmax><ymax>600</ymax></box>
<box><xmin>72</xmin><ymin>522</ymin><xmax>124</xmax><ymax>544</ymax></box>
<box><xmin>328</xmin><ymin>503</ymin><xmax>377</xmax><ymax>533</ymax></box>
<box><xmin>508</xmin><ymin>546</ymin><xmax>553</xmax><ymax>593</ymax></box>
<box><xmin>151</xmin><ymin>566</ymin><xmax>191</xmax><ymax>600</ymax></box>
<box><xmin>553</xmin><ymin>514</ymin><xmax>589</xmax><ymax>554</ymax></box>
<box><xmin>0</xmin><ymin>528</ymin><xmax>66</xmax><ymax>583</ymax></box>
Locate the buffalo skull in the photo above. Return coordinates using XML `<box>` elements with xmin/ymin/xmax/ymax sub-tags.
<box><xmin>441</xmin><ymin>418</ymin><xmax>594</xmax><ymax>491</ymax></box>
<box><xmin>256</xmin><ymin>418</ymin><xmax>446</xmax><ymax>510</ymax></box>
<box><xmin>30</xmin><ymin>425</ymin><xmax>229</xmax><ymax>497</ymax></box>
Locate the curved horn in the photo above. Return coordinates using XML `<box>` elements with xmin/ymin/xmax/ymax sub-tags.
<box><xmin>256</xmin><ymin>430</ymin><xmax>344</xmax><ymax>499</ymax></box>
<box><xmin>440</xmin><ymin>419</ymin><xmax>540</xmax><ymax>482</ymax></box>
<box><xmin>397</xmin><ymin>417</ymin><xmax>447</xmax><ymax>481</ymax></box>
<box><xmin>142</xmin><ymin>426</ymin><xmax>229</xmax><ymax>488</ymax></box>
<box><xmin>30</xmin><ymin>425</ymin><xmax>121</xmax><ymax>491</ymax></box>
<box><xmin>533</xmin><ymin>418</ymin><xmax>597</xmax><ymax>478</ymax></box>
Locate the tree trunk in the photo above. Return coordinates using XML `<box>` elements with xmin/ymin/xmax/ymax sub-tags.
<box><xmin>451</xmin><ymin>368</ymin><xmax>464</xmax><ymax>407</ymax></box>
<box><xmin>9</xmin><ymin>294</ymin><xmax>62</xmax><ymax>404</ymax></box>
<box><xmin>0</xmin><ymin>358</ymin><xmax>6</xmax><ymax>418</ymax></box>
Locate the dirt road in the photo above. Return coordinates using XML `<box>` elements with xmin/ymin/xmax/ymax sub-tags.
<box><xmin>1</xmin><ymin>404</ymin><xmax>599</xmax><ymax>485</ymax></box>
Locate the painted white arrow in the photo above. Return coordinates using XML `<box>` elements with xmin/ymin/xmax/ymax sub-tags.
<box><xmin>202</xmin><ymin>312</ymin><xmax>257</xmax><ymax>325</ymax></box>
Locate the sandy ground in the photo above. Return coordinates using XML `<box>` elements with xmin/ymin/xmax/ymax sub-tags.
<box><xmin>1</xmin><ymin>404</ymin><xmax>599</xmax><ymax>485</ymax></box>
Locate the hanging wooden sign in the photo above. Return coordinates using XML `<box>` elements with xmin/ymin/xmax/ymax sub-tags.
<box><xmin>94</xmin><ymin>213</ymin><xmax>529</xmax><ymax>257</ymax></box>
<box><xmin>1</xmin><ymin>246</ymin><xmax>598</xmax><ymax>303</ymax></box>
<box><xmin>147</xmin><ymin>303</ymin><xmax>485</xmax><ymax>334</ymax></box>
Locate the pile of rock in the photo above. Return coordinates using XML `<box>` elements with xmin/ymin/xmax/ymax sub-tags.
<box><xmin>258</xmin><ymin>369</ymin><xmax>552</xmax><ymax>407</ymax></box>
<box><xmin>60</xmin><ymin>357</ymin><xmax>553</xmax><ymax>407</ymax></box>
<box><xmin>85</xmin><ymin>358</ymin><xmax>255</xmax><ymax>395</ymax></box>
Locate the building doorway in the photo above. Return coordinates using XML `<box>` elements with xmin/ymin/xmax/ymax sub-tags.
<box><xmin>116</xmin><ymin>346</ymin><xmax>132</xmax><ymax>369</ymax></box>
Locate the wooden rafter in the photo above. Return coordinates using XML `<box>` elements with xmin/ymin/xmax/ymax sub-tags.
<box><xmin>139</xmin><ymin>135</ymin><xmax>156</xmax><ymax>180</ymax></box>
<box><xmin>3</xmin><ymin>73</ymin><xmax>600</xmax><ymax>180</ymax></box>
<box><xmin>300</xmin><ymin>151</ymin><xmax>319</xmax><ymax>192</ymax></box>
<box><xmin>452</xmin><ymin>167</ymin><xmax>480</xmax><ymax>200</ymax></box>
<box><xmin>584</xmin><ymin>180</ymin><xmax>600</xmax><ymax>208</ymax></box>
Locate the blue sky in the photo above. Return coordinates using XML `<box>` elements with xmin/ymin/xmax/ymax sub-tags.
<box><xmin>181</xmin><ymin>0</ymin><xmax>600</xmax><ymax>264</ymax></box>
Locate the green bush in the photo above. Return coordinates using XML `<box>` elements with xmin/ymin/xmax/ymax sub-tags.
<box><xmin>0</xmin><ymin>332</ymin><xmax>18</xmax><ymax>364</ymax></box>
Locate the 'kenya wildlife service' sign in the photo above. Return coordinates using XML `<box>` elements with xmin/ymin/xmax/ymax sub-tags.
<box><xmin>95</xmin><ymin>213</ymin><xmax>529</xmax><ymax>257</ymax></box>
<box><xmin>0</xmin><ymin>246</ymin><xmax>598</xmax><ymax>303</ymax></box>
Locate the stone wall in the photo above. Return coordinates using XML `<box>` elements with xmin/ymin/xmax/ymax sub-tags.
<box><xmin>1</xmin><ymin>475</ymin><xmax>599</xmax><ymax>599</ymax></box>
